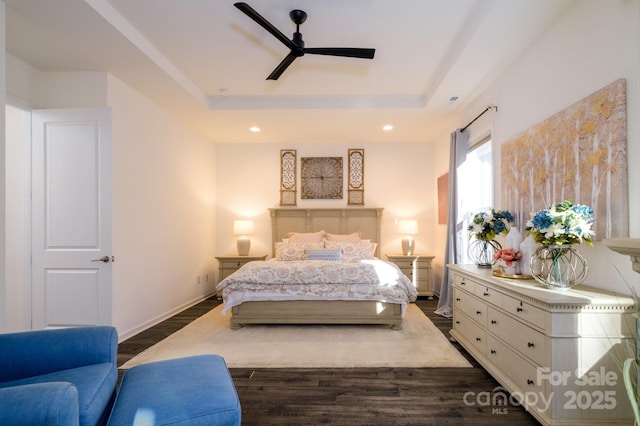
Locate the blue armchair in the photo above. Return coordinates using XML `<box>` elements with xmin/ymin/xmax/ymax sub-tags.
<box><xmin>0</xmin><ymin>326</ymin><xmax>118</xmax><ymax>426</ymax></box>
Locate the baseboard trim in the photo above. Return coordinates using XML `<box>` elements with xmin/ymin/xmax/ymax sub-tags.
<box><xmin>117</xmin><ymin>291</ymin><xmax>217</xmax><ymax>342</ymax></box>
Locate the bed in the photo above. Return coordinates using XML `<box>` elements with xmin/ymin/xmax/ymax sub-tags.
<box><xmin>216</xmin><ymin>208</ymin><xmax>418</xmax><ymax>329</ymax></box>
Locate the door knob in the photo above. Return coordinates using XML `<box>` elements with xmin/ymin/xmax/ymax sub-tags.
<box><xmin>92</xmin><ymin>256</ymin><xmax>110</xmax><ymax>263</ymax></box>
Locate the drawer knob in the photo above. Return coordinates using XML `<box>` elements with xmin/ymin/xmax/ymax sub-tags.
<box><xmin>476</xmin><ymin>310</ymin><xmax>482</xmax><ymax>315</ymax></box>
<box><xmin>483</xmin><ymin>292</ymin><xmax>489</xmax><ymax>296</ymax></box>
<box><xmin>527</xmin><ymin>379</ymin><xmax>534</xmax><ymax>385</ymax></box>
<box><xmin>476</xmin><ymin>337</ymin><xmax>482</xmax><ymax>342</ymax></box>
<box><xmin>456</xmin><ymin>298</ymin><xmax>461</xmax><ymax>302</ymax></box>
<box><xmin>461</xmin><ymin>281</ymin><xmax>466</xmax><ymax>286</ymax></box>
<box><xmin>490</xmin><ymin>349</ymin><xmax>496</xmax><ymax>354</ymax></box>
<box><xmin>516</xmin><ymin>307</ymin><xmax>524</xmax><ymax>312</ymax></box>
<box><xmin>528</xmin><ymin>342</ymin><xmax>535</xmax><ymax>348</ymax></box>
<box><xmin>455</xmin><ymin>320</ymin><xmax>460</xmax><ymax>324</ymax></box>
<box><xmin>490</xmin><ymin>320</ymin><xmax>497</xmax><ymax>325</ymax></box>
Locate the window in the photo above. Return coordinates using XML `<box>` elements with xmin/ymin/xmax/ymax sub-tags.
<box><xmin>456</xmin><ymin>136</ymin><xmax>493</xmax><ymax>264</ymax></box>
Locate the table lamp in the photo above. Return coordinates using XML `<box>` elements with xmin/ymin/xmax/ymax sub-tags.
<box><xmin>233</xmin><ymin>220</ymin><xmax>254</xmax><ymax>256</ymax></box>
<box><xmin>398</xmin><ymin>219</ymin><xmax>418</xmax><ymax>255</ymax></box>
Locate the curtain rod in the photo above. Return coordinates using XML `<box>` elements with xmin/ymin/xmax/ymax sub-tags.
<box><xmin>461</xmin><ymin>105</ymin><xmax>497</xmax><ymax>132</ymax></box>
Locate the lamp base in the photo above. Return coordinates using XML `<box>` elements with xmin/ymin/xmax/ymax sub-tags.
<box><xmin>237</xmin><ymin>237</ymin><xmax>251</xmax><ymax>256</ymax></box>
<box><xmin>401</xmin><ymin>237</ymin><xmax>415</xmax><ymax>256</ymax></box>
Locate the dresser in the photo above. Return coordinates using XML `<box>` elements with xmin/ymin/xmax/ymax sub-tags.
<box><xmin>386</xmin><ymin>254</ymin><xmax>435</xmax><ymax>298</ymax></box>
<box><xmin>449</xmin><ymin>264</ymin><xmax>635</xmax><ymax>425</ymax></box>
<box><xmin>215</xmin><ymin>254</ymin><xmax>268</xmax><ymax>298</ymax></box>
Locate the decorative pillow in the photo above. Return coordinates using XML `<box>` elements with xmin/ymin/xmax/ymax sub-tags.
<box><xmin>286</xmin><ymin>231</ymin><xmax>325</xmax><ymax>243</ymax></box>
<box><xmin>325</xmin><ymin>241</ymin><xmax>377</xmax><ymax>261</ymax></box>
<box><xmin>325</xmin><ymin>231</ymin><xmax>362</xmax><ymax>242</ymax></box>
<box><xmin>275</xmin><ymin>242</ymin><xmax>323</xmax><ymax>260</ymax></box>
<box><xmin>305</xmin><ymin>248</ymin><xmax>342</xmax><ymax>261</ymax></box>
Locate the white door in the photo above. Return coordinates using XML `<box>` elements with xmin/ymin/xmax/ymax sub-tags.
<box><xmin>31</xmin><ymin>108</ymin><xmax>112</xmax><ymax>329</ymax></box>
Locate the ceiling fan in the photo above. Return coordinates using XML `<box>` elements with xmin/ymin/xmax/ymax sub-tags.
<box><xmin>234</xmin><ymin>2</ymin><xmax>375</xmax><ymax>80</ymax></box>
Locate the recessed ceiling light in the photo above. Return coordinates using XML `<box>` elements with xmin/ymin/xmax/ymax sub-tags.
<box><xmin>249</xmin><ymin>126</ymin><xmax>261</xmax><ymax>133</ymax></box>
<box><xmin>382</xmin><ymin>124</ymin><xmax>393</xmax><ymax>131</ymax></box>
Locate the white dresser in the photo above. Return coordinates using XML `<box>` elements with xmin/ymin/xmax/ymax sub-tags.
<box><xmin>449</xmin><ymin>264</ymin><xmax>635</xmax><ymax>425</ymax></box>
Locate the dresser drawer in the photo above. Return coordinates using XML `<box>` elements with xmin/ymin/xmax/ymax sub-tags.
<box><xmin>219</xmin><ymin>268</ymin><xmax>239</xmax><ymax>280</ymax></box>
<box><xmin>502</xmin><ymin>294</ymin><xmax>545</xmax><ymax>329</ymax></box>
<box><xmin>475</xmin><ymin>284</ymin><xmax>503</xmax><ymax>306</ymax></box>
<box><xmin>454</xmin><ymin>288</ymin><xmax>487</xmax><ymax>327</ymax></box>
<box><xmin>488</xmin><ymin>307</ymin><xmax>547</xmax><ymax>366</ymax></box>
<box><xmin>414</xmin><ymin>278</ymin><xmax>431</xmax><ymax>293</ymax></box>
<box><xmin>454</xmin><ymin>273</ymin><xmax>476</xmax><ymax>293</ymax></box>
<box><xmin>392</xmin><ymin>259</ymin><xmax>419</xmax><ymax>269</ymax></box>
<box><xmin>454</xmin><ymin>309</ymin><xmax>486</xmax><ymax>353</ymax></box>
<box><xmin>219</xmin><ymin>259</ymin><xmax>253</xmax><ymax>269</ymax></box>
<box><xmin>486</xmin><ymin>334</ymin><xmax>547</xmax><ymax>413</ymax></box>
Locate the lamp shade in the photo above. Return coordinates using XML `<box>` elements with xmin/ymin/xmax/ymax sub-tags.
<box><xmin>398</xmin><ymin>219</ymin><xmax>418</xmax><ymax>235</ymax></box>
<box><xmin>233</xmin><ymin>220</ymin><xmax>254</xmax><ymax>235</ymax></box>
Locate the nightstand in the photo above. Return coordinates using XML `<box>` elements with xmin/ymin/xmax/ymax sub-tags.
<box><xmin>215</xmin><ymin>254</ymin><xmax>268</xmax><ymax>300</ymax></box>
<box><xmin>216</xmin><ymin>254</ymin><xmax>268</xmax><ymax>281</ymax></box>
<box><xmin>385</xmin><ymin>254</ymin><xmax>435</xmax><ymax>299</ymax></box>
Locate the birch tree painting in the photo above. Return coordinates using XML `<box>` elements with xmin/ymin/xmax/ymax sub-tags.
<box><xmin>501</xmin><ymin>79</ymin><xmax>628</xmax><ymax>240</ymax></box>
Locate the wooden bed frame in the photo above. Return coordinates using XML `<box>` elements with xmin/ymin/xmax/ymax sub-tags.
<box><xmin>228</xmin><ymin>207</ymin><xmax>406</xmax><ymax>330</ymax></box>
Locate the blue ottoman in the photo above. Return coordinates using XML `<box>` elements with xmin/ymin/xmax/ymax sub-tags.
<box><xmin>107</xmin><ymin>355</ymin><xmax>241</xmax><ymax>426</ymax></box>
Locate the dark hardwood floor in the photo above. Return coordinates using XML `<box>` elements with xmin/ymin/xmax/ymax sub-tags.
<box><xmin>117</xmin><ymin>297</ymin><xmax>539</xmax><ymax>425</ymax></box>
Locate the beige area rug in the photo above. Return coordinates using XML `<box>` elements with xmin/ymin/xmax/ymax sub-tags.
<box><xmin>122</xmin><ymin>304</ymin><xmax>472</xmax><ymax>369</ymax></box>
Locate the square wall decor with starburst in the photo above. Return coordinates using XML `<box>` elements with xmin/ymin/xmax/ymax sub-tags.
<box><xmin>301</xmin><ymin>157</ymin><xmax>343</xmax><ymax>199</ymax></box>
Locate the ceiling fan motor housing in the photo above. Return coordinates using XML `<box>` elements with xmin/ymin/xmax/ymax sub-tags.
<box><xmin>292</xmin><ymin>32</ymin><xmax>304</xmax><ymax>50</ymax></box>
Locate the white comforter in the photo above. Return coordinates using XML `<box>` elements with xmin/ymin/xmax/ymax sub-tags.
<box><xmin>216</xmin><ymin>258</ymin><xmax>418</xmax><ymax>314</ymax></box>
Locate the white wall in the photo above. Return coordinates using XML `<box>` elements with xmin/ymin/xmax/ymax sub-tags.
<box><xmin>6</xmin><ymin>55</ymin><xmax>107</xmax><ymax>109</ymax></box>
<box><xmin>4</xmin><ymin>105</ymin><xmax>29</xmax><ymax>331</ymax></box>
<box><xmin>108</xmin><ymin>75</ymin><xmax>217</xmax><ymax>340</ymax></box>
<box><xmin>446</xmin><ymin>0</ymin><xmax>640</xmax><ymax>295</ymax></box>
<box><xmin>215</xmin><ymin>142</ymin><xmax>438</xmax><ymax>265</ymax></box>
<box><xmin>1</xmin><ymin>2</ymin><xmax>7</xmax><ymax>331</ymax></box>
<box><xmin>2</xmin><ymin>55</ymin><xmax>218</xmax><ymax>337</ymax></box>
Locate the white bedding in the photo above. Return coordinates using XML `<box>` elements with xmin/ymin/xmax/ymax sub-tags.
<box><xmin>216</xmin><ymin>258</ymin><xmax>418</xmax><ymax>314</ymax></box>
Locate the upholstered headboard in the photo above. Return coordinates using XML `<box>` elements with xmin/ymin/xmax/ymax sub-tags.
<box><xmin>269</xmin><ymin>208</ymin><xmax>384</xmax><ymax>257</ymax></box>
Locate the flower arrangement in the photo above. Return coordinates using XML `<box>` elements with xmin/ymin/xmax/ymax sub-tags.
<box><xmin>526</xmin><ymin>200</ymin><xmax>595</xmax><ymax>246</ymax></box>
<box><xmin>468</xmin><ymin>209</ymin><xmax>514</xmax><ymax>241</ymax></box>
<box><xmin>493</xmin><ymin>248</ymin><xmax>522</xmax><ymax>266</ymax></box>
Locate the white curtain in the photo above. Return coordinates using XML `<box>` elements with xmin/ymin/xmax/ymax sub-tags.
<box><xmin>435</xmin><ymin>129</ymin><xmax>468</xmax><ymax>318</ymax></box>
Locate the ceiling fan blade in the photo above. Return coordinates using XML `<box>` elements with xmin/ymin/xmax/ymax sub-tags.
<box><xmin>267</xmin><ymin>51</ymin><xmax>299</xmax><ymax>80</ymax></box>
<box><xmin>304</xmin><ymin>47</ymin><xmax>375</xmax><ymax>59</ymax></box>
<box><xmin>234</xmin><ymin>2</ymin><xmax>296</xmax><ymax>50</ymax></box>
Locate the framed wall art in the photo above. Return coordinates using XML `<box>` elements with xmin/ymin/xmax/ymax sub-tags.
<box><xmin>280</xmin><ymin>149</ymin><xmax>297</xmax><ymax>206</ymax></box>
<box><xmin>301</xmin><ymin>157</ymin><xmax>343</xmax><ymax>199</ymax></box>
<box><xmin>501</xmin><ymin>78</ymin><xmax>628</xmax><ymax>239</ymax></box>
<box><xmin>348</xmin><ymin>149</ymin><xmax>365</xmax><ymax>205</ymax></box>
<box><xmin>437</xmin><ymin>172</ymin><xmax>448</xmax><ymax>225</ymax></box>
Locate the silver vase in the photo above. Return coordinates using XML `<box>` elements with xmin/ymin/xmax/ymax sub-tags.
<box><xmin>530</xmin><ymin>245</ymin><xmax>588</xmax><ymax>290</ymax></box>
<box><xmin>468</xmin><ymin>239</ymin><xmax>501</xmax><ymax>269</ymax></box>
